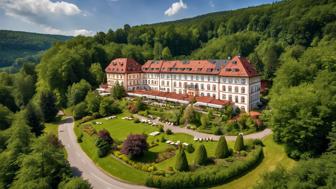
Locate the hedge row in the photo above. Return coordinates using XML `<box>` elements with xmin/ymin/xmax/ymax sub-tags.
<box><xmin>145</xmin><ymin>146</ymin><xmax>264</xmax><ymax>188</ymax></box>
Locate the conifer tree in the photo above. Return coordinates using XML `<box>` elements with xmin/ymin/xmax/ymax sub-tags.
<box><xmin>234</xmin><ymin>133</ymin><xmax>245</xmax><ymax>152</ymax></box>
<box><xmin>215</xmin><ymin>136</ymin><xmax>230</xmax><ymax>158</ymax></box>
<box><xmin>194</xmin><ymin>144</ymin><xmax>208</xmax><ymax>165</ymax></box>
<box><xmin>175</xmin><ymin>148</ymin><xmax>189</xmax><ymax>171</ymax></box>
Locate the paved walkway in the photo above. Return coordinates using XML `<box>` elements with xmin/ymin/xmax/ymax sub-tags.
<box><xmin>134</xmin><ymin>114</ymin><xmax>272</xmax><ymax>141</ymax></box>
<box><xmin>58</xmin><ymin>116</ymin><xmax>149</xmax><ymax>189</ymax></box>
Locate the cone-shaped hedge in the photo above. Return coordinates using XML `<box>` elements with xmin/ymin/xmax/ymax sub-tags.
<box><xmin>194</xmin><ymin>144</ymin><xmax>208</xmax><ymax>165</ymax></box>
<box><xmin>215</xmin><ymin>136</ymin><xmax>230</xmax><ymax>158</ymax></box>
<box><xmin>175</xmin><ymin>148</ymin><xmax>189</xmax><ymax>171</ymax></box>
<box><xmin>234</xmin><ymin>133</ymin><xmax>245</xmax><ymax>152</ymax></box>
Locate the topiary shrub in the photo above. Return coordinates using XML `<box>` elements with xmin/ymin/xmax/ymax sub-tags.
<box><xmin>214</xmin><ymin>127</ymin><xmax>223</xmax><ymax>135</ymax></box>
<box><xmin>215</xmin><ymin>136</ymin><xmax>230</xmax><ymax>158</ymax></box>
<box><xmin>175</xmin><ymin>148</ymin><xmax>189</xmax><ymax>171</ymax></box>
<box><xmin>77</xmin><ymin>133</ymin><xmax>83</xmax><ymax>143</ymax></box>
<box><xmin>194</xmin><ymin>144</ymin><xmax>208</xmax><ymax>165</ymax></box>
<box><xmin>234</xmin><ymin>133</ymin><xmax>245</xmax><ymax>152</ymax></box>
<box><xmin>166</xmin><ymin>129</ymin><xmax>173</xmax><ymax>135</ymax></box>
<box><xmin>185</xmin><ymin>144</ymin><xmax>195</xmax><ymax>153</ymax></box>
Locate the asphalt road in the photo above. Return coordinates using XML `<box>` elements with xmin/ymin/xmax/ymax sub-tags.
<box><xmin>58</xmin><ymin>116</ymin><xmax>149</xmax><ymax>189</ymax></box>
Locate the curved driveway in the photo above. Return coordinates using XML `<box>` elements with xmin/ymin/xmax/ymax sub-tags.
<box><xmin>58</xmin><ymin>116</ymin><xmax>149</xmax><ymax>189</ymax></box>
<box><xmin>59</xmin><ymin>116</ymin><xmax>272</xmax><ymax>189</ymax></box>
<box><xmin>134</xmin><ymin>114</ymin><xmax>272</xmax><ymax>141</ymax></box>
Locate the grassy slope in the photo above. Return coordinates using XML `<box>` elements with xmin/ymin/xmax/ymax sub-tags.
<box><xmin>213</xmin><ymin>135</ymin><xmax>296</xmax><ymax>189</ymax></box>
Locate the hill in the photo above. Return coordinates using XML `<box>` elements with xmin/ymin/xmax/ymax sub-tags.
<box><xmin>0</xmin><ymin>30</ymin><xmax>71</xmax><ymax>71</ymax></box>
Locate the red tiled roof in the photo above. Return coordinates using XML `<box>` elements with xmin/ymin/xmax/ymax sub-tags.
<box><xmin>105</xmin><ymin>58</ymin><xmax>142</xmax><ymax>74</ymax></box>
<box><xmin>129</xmin><ymin>90</ymin><xmax>231</xmax><ymax>106</ymax></box>
<box><xmin>219</xmin><ymin>56</ymin><xmax>258</xmax><ymax>77</ymax></box>
<box><xmin>142</xmin><ymin>60</ymin><xmax>225</xmax><ymax>75</ymax></box>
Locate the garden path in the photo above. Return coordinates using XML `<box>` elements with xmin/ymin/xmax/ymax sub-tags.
<box><xmin>134</xmin><ymin>114</ymin><xmax>272</xmax><ymax>141</ymax></box>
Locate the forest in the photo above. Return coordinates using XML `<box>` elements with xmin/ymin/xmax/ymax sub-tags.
<box><xmin>0</xmin><ymin>30</ymin><xmax>70</xmax><ymax>72</ymax></box>
<box><xmin>0</xmin><ymin>0</ymin><xmax>336</xmax><ymax>188</ymax></box>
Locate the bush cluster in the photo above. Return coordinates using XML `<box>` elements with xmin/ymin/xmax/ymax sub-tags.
<box><xmin>146</xmin><ymin>146</ymin><xmax>263</xmax><ymax>188</ymax></box>
<box><xmin>113</xmin><ymin>151</ymin><xmax>157</xmax><ymax>172</ymax></box>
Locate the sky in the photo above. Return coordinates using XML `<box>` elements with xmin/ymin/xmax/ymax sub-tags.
<box><xmin>0</xmin><ymin>0</ymin><xmax>276</xmax><ymax>36</ymax></box>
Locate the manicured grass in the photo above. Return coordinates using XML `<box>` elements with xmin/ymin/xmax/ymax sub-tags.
<box><xmin>44</xmin><ymin>116</ymin><xmax>63</xmax><ymax>136</ymax></box>
<box><xmin>74</xmin><ymin>123</ymin><xmax>149</xmax><ymax>184</ymax></box>
<box><xmin>212</xmin><ymin>135</ymin><xmax>296</xmax><ymax>189</ymax></box>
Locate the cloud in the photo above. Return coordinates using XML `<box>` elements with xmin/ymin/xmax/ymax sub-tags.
<box><xmin>0</xmin><ymin>0</ymin><xmax>91</xmax><ymax>36</ymax></box>
<box><xmin>164</xmin><ymin>0</ymin><xmax>187</xmax><ymax>16</ymax></box>
<box><xmin>43</xmin><ymin>26</ymin><xmax>94</xmax><ymax>36</ymax></box>
<box><xmin>209</xmin><ymin>0</ymin><xmax>215</xmax><ymax>8</ymax></box>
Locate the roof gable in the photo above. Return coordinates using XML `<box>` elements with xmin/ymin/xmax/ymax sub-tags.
<box><xmin>219</xmin><ymin>56</ymin><xmax>258</xmax><ymax>77</ymax></box>
<box><xmin>105</xmin><ymin>58</ymin><xmax>142</xmax><ymax>73</ymax></box>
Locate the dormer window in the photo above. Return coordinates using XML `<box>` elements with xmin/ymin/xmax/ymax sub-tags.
<box><xmin>232</xmin><ymin>61</ymin><xmax>237</xmax><ymax>64</ymax></box>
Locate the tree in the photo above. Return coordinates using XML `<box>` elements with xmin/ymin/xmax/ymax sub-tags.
<box><xmin>13</xmin><ymin>72</ymin><xmax>35</xmax><ymax>108</ymax></box>
<box><xmin>234</xmin><ymin>134</ymin><xmax>245</xmax><ymax>152</ymax></box>
<box><xmin>39</xmin><ymin>91</ymin><xmax>58</xmax><ymax>122</ymax></box>
<box><xmin>183</xmin><ymin>105</ymin><xmax>195</xmax><ymax>124</ymax></box>
<box><xmin>24</xmin><ymin>103</ymin><xmax>44</xmax><ymax>136</ymax></box>
<box><xmin>73</xmin><ymin>102</ymin><xmax>88</xmax><ymax>120</ymax></box>
<box><xmin>194</xmin><ymin>144</ymin><xmax>208</xmax><ymax>165</ymax></box>
<box><xmin>175</xmin><ymin>148</ymin><xmax>189</xmax><ymax>171</ymax></box>
<box><xmin>99</xmin><ymin>98</ymin><xmax>120</xmax><ymax>117</ymax></box>
<box><xmin>111</xmin><ymin>82</ymin><xmax>126</xmax><ymax>100</ymax></box>
<box><xmin>200</xmin><ymin>114</ymin><xmax>209</xmax><ymax>128</ymax></box>
<box><xmin>0</xmin><ymin>104</ymin><xmax>13</xmax><ymax>130</ymax></box>
<box><xmin>121</xmin><ymin>134</ymin><xmax>148</xmax><ymax>159</ymax></box>
<box><xmin>67</xmin><ymin>80</ymin><xmax>91</xmax><ymax>106</ymax></box>
<box><xmin>60</xmin><ymin>177</ymin><xmax>92</xmax><ymax>189</ymax></box>
<box><xmin>96</xmin><ymin>130</ymin><xmax>114</xmax><ymax>157</ymax></box>
<box><xmin>153</xmin><ymin>42</ymin><xmax>163</xmax><ymax>60</ymax></box>
<box><xmin>98</xmin><ymin>129</ymin><xmax>113</xmax><ymax>145</ymax></box>
<box><xmin>0</xmin><ymin>86</ymin><xmax>18</xmax><ymax>112</ymax></box>
<box><xmin>215</xmin><ymin>136</ymin><xmax>230</xmax><ymax>158</ymax></box>
<box><xmin>10</xmin><ymin>134</ymin><xmax>73</xmax><ymax>189</ymax></box>
<box><xmin>162</xmin><ymin>47</ymin><xmax>172</xmax><ymax>59</ymax></box>
<box><xmin>85</xmin><ymin>91</ymin><xmax>101</xmax><ymax>114</ymax></box>
<box><xmin>89</xmin><ymin>63</ymin><xmax>105</xmax><ymax>87</ymax></box>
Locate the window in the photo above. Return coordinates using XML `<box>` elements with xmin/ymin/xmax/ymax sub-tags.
<box><xmin>241</xmin><ymin>96</ymin><xmax>245</xmax><ymax>103</ymax></box>
<box><xmin>201</xmin><ymin>76</ymin><xmax>204</xmax><ymax>81</ymax></box>
<box><xmin>201</xmin><ymin>84</ymin><xmax>204</xmax><ymax>90</ymax></box>
<box><xmin>235</xmin><ymin>96</ymin><xmax>239</xmax><ymax>103</ymax></box>
<box><xmin>241</xmin><ymin>79</ymin><xmax>246</xmax><ymax>84</ymax></box>
<box><xmin>179</xmin><ymin>82</ymin><xmax>182</xmax><ymax>87</ymax></box>
<box><xmin>201</xmin><ymin>93</ymin><xmax>204</xmax><ymax>96</ymax></box>
<box><xmin>207</xmin><ymin>84</ymin><xmax>210</xmax><ymax>90</ymax></box>
<box><xmin>241</xmin><ymin>87</ymin><xmax>245</xmax><ymax>94</ymax></box>
<box><xmin>161</xmin><ymin>81</ymin><xmax>164</xmax><ymax>86</ymax></box>
<box><xmin>222</xmin><ymin>94</ymin><xmax>226</xmax><ymax>100</ymax></box>
<box><xmin>235</xmin><ymin>86</ymin><xmax>239</xmax><ymax>93</ymax></box>
<box><xmin>207</xmin><ymin>93</ymin><xmax>210</xmax><ymax>97</ymax></box>
<box><xmin>229</xmin><ymin>95</ymin><xmax>232</xmax><ymax>101</ymax></box>
<box><xmin>228</xmin><ymin>86</ymin><xmax>232</xmax><ymax>92</ymax></box>
<box><xmin>167</xmin><ymin>81</ymin><xmax>169</xmax><ymax>86</ymax></box>
<box><xmin>213</xmin><ymin>76</ymin><xmax>216</xmax><ymax>81</ymax></box>
<box><xmin>213</xmin><ymin>85</ymin><xmax>216</xmax><ymax>91</ymax></box>
<box><xmin>229</xmin><ymin>78</ymin><xmax>233</xmax><ymax>83</ymax></box>
<box><xmin>222</xmin><ymin>85</ymin><xmax>226</xmax><ymax>91</ymax></box>
<box><xmin>196</xmin><ymin>75</ymin><xmax>199</xmax><ymax>81</ymax></box>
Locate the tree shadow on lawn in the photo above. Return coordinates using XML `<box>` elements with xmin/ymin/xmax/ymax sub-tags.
<box><xmin>135</xmin><ymin>151</ymin><xmax>158</xmax><ymax>163</ymax></box>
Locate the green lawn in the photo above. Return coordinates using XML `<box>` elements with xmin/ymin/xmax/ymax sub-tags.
<box><xmin>75</xmin><ymin>114</ymin><xmax>295</xmax><ymax>187</ymax></box>
<box><xmin>212</xmin><ymin>135</ymin><xmax>297</xmax><ymax>189</ymax></box>
<box><xmin>44</xmin><ymin>116</ymin><xmax>64</xmax><ymax>136</ymax></box>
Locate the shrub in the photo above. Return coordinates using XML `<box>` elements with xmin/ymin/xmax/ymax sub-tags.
<box><xmin>166</xmin><ymin>129</ymin><xmax>173</xmax><ymax>135</ymax></box>
<box><xmin>160</xmin><ymin>136</ymin><xmax>166</xmax><ymax>143</ymax></box>
<box><xmin>194</xmin><ymin>144</ymin><xmax>208</xmax><ymax>165</ymax></box>
<box><xmin>77</xmin><ymin>133</ymin><xmax>83</xmax><ymax>143</ymax></box>
<box><xmin>159</xmin><ymin>126</ymin><xmax>164</xmax><ymax>132</ymax></box>
<box><xmin>134</xmin><ymin>118</ymin><xmax>140</xmax><ymax>123</ymax></box>
<box><xmin>98</xmin><ymin>129</ymin><xmax>113</xmax><ymax>144</ymax></box>
<box><xmin>82</xmin><ymin>115</ymin><xmax>95</xmax><ymax>123</ymax></box>
<box><xmin>175</xmin><ymin>149</ymin><xmax>189</xmax><ymax>171</ymax></box>
<box><xmin>214</xmin><ymin>127</ymin><xmax>223</xmax><ymax>135</ymax></box>
<box><xmin>96</xmin><ymin>138</ymin><xmax>110</xmax><ymax>157</ymax></box>
<box><xmin>146</xmin><ymin>146</ymin><xmax>264</xmax><ymax>188</ymax></box>
<box><xmin>234</xmin><ymin>134</ymin><xmax>245</xmax><ymax>152</ymax></box>
<box><xmin>73</xmin><ymin>102</ymin><xmax>88</xmax><ymax>120</ymax></box>
<box><xmin>186</xmin><ymin>144</ymin><xmax>195</xmax><ymax>153</ymax></box>
<box><xmin>121</xmin><ymin>134</ymin><xmax>148</xmax><ymax>159</ymax></box>
<box><xmin>252</xmin><ymin>139</ymin><xmax>264</xmax><ymax>147</ymax></box>
<box><xmin>215</xmin><ymin>136</ymin><xmax>230</xmax><ymax>158</ymax></box>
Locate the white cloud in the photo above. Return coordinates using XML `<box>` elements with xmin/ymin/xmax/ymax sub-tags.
<box><xmin>43</xmin><ymin>26</ymin><xmax>94</xmax><ymax>36</ymax></box>
<box><xmin>209</xmin><ymin>0</ymin><xmax>215</xmax><ymax>8</ymax></box>
<box><xmin>164</xmin><ymin>0</ymin><xmax>187</xmax><ymax>16</ymax></box>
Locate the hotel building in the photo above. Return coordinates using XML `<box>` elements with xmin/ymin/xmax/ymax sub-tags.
<box><xmin>105</xmin><ymin>56</ymin><xmax>260</xmax><ymax>112</ymax></box>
